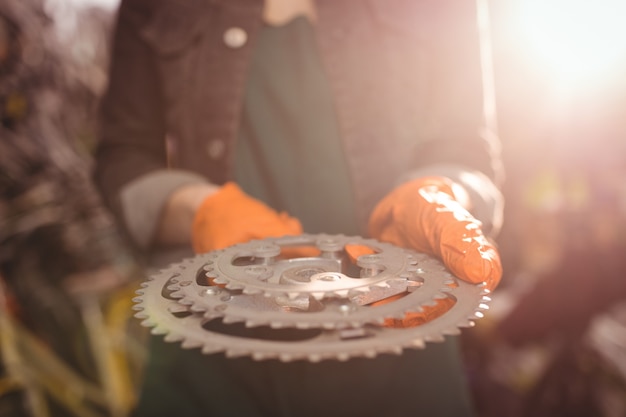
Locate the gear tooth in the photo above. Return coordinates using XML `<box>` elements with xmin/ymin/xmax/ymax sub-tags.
<box><xmin>311</xmin><ymin>292</ymin><xmax>325</xmax><ymax>300</ymax></box>
<box><xmin>322</xmin><ymin>322</ymin><xmax>336</xmax><ymax>330</ymax></box>
<box><xmin>442</xmin><ymin>327</ymin><xmax>461</xmax><ymax>336</ymax></box>
<box><xmin>339</xmin><ymin>327</ymin><xmax>367</xmax><ymax>340</ymax></box>
<box><xmin>286</xmin><ymin>292</ymin><xmax>301</xmax><ymax>300</ymax></box>
<box><xmin>181</xmin><ymin>339</ymin><xmax>203</xmax><ymax>349</ymax></box>
<box><xmin>478</xmin><ymin>303</ymin><xmax>490</xmax><ymax>311</ymax></box>
<box><xmin>278</xmin><ymin>353</ymin><xmax>295</xmax><ymax>362</ymax></box>
<box><xmin>150</xmin><ymin>326</ymin><xmax>168</xmax><ymax>336</ymax></box>
<box><xmin>481</xmin><ymin>295</ymin><xmax>492</xmax><ymax>303</ymax></box>
<box><xmin>131</xmin><ymin>304</ymin><xmax>144</xmax><ymax>312</ymax></box>
<box><xmin>426</xmin><ymin>334</ymin><xmax>446</xmax><ymax>343</ymax></box>
<box><xmin>203</xmin><ymin>311</ymin><xmax>221</xmax><ymax>320</ymax></box>
<box><xmin>337</xmin><ymin>352</ymin><xmax>350</xmax><ymax>361</ymax></box>
<box><xmin>389</xmin><ymin>345</ymin><xmax>403</xmax><ymax>355</ymax></box>
<box><xmin>409</xmin><ymin>338</ymin><xmax>426</xmax><ymax>349</ymax></box>
<box><xmin>270</xmin><ymin>321</ymin><xmax>285</xmax><ymax>329</ymax></box>
<box><xmin>405</xmin><ymin>305</ymin><xmax>424</xmax><ymax>314</ymax></box>
<box><xmin>189</xmin><ymin>304</ymin><xmax>206</xmax><ymax>313</ymax></box>
<box><xmin>169</xmin><ymin>290</ymin><xmax>184</xmax><ymax>299</ymax></box>
<box><xmin>201</xmin><ymin>345</ymin><xmax>223</xmax><ymax>355</ymax></box>
<box><xmin>308</xmin><ymin>353</ymin><xmax>323</xmax><ymax>363</ymax></box>
<box><xmin>364</xmin><ymin>349</ymin><xmax>378</xmax><ymax>358</ymax></box>
<box><xmin>222</xmin><ymin>315</ymin><xmax>240</xmax><ymax>324</ymax></box>
<box><xmin>164</xmin><ymin>333</ymin><xmax>183</xmax><ymax>342</ymax></box>
<box><xmin>388</xmin><ymin>277</ymin><xmax>408</xmax><ymax>287</ymax></box>
<box><xmin>212</xmin><ymin>277</ymin><xmax>227</xmax><ymax>285</ymax></box>
<box><xmin>167</xmin><ymin>284</ymin><xmax>181</xmax><ymax>291</ymax></box>
<box><xmin>422</xmin><ymin>299</ymin><xmax>439</xmax><ymax>307</ymax></box>
<box><xmin>178</xmin><ymin>298</ymin><xmax>193</xmax><ymax>306</ymax></box>
<box><xmin>167</xmin><ymin>303</ymin><xmax>189</xmax><ymax>314</ymax></box>
<box><xmin>226</xmin><ymin>349</ymin><xmax>249</xmax><ymax>359</ymax></box>
<box><xmin>133</xmin><ymin>311</ymin><xmax>146</xmax><ymax>320</ymax></box>
<box><xmin>252</xmin><ymin>352</ymin><xmax>269</xmax><ymax>361</ymax></box>
<box><xmin>473</xmin><ymin>310</ymin><xmax>485</xmax><ymax>319</ymax></box>
<box><xmin>140</xmin><ymin>318</ymin><xmax>156</xmax><ymax>327</ymax></box>
<box><xmin>295</xmin><ymin>322</ymin><xmax>311</xmax><ymax>329</ymax></box>
<box><xmin>334</xmin><ymin>290</ymin><xmax>349</xmax><ymax>298</ymax></box>
<box><xmin>226</xmin><ymin>283</ymin><xmax>243</xmax><ymax>291</ymax></box>
<box><xmin>456</xmin><ymin>318</ymin><xmax>475</xmax><ymax>328</ymax></box>
<box><xmin>131</xmin><ymin>296</ymin><xmax>143</xmax><ymax>303</ymax></box>
<box><xmin>242</xmin><ymin>287</ymin><xmax>261</xmax><ymax>295</ymax></box>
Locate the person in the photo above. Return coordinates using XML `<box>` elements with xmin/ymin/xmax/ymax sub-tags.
<box><xmin>94</xmin><ymin>0</ymin><xmax>505</xmax><ymax>415</ymax></box>
<box><xmin>0</xmin><ymin>0</ymin><xmax>134</xmax><ymax>360</ymax></box>
<box><xmin>0</xmin><ymin>4</ymin><xmax>138</xmax><ymax>417</ymax></box>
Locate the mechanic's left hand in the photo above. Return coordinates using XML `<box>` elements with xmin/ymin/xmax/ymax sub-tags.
<box><xmin>369</xmin><ymin>176</ymin><xmax>502</xmax><ymax>291</ymax></box>
<box><xmin>366</xmin><ymin>176</ymin><xmax>501</xmax><ymax>328</ymax></box>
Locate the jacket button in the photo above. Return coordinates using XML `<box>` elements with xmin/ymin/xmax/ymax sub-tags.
<box><xmin>206</xmin><ymin>139</ymin><xmax>226</xmax><ymax>160</ymax></box>
<box><xmin>223</xmin><ymin>27</ymin><xmax>247</xmax><ymax>48</ymax></box>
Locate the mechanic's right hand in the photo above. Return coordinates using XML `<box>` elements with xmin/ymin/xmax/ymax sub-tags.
<box><xmin>192</xmin><ymin>182</ymin><xmax>302</xmax><ymax>254</ymax></box>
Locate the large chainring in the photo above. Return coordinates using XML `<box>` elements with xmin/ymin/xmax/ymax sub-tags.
<box><xmin>133</xmin><ymin>234</ymin><xmax>490</xmax><ymax>362</ymax></box>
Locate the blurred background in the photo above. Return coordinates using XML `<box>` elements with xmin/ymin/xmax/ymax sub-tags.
<box><xmin>1</xmin><ymin>0</ymin><xmax>626</xmax><ymax>416</ymax></box>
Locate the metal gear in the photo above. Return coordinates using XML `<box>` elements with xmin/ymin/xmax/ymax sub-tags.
<box><xmin>133</xmin><ymin>234</ymin><xmax>490</xmax><ymax>362</ymax></box>
<box><xmin>194</xmin><ymin>234</ymin><xmax>425</xmax><ymax>299</ymax></box>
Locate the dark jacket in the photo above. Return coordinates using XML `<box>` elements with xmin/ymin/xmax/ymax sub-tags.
<box><xmin>95</xmin><ymin>0</ymin><xmax>501</xmax><ymax>235</ymax></box>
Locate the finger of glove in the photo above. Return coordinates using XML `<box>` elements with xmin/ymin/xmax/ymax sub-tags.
<box><xmin>437</xmin><ymin>218</ymin><xmax>502</xmax><ymax>291</ymax></box>
<box><xmin>416</xmin><ymin>195</ymin><xmax>502</xmax><ymax>290</ymax></box>
<box><xmin>368</xmin><ymin>197</ymin><xmax>432</xmax><ymax>254</ymax></box>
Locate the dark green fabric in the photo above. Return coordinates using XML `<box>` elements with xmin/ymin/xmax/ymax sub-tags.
<box><xmin>234</xmin><ymin>17</ymin><xmax>359</xmax><ymax>236</ymax></box>
<box><xmin>134</xmin><ymin>335</ymin><xmax>473</xmax><ymax>417</ymax></box>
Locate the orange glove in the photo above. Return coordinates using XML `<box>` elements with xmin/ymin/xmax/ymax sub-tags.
<box><xmin>192</xmin><ymin>182</ymin><xmax>302</xmax><ymax>253</ymax></box>
<box><xmin>369</xmin><ymin>176</ymin><xmax>502</xmax><ymax>291</ymax></box>
<box><xmin>366</xmin><ymin>176</ymin><xmax>501</xmax><ymax>328</ymax></box>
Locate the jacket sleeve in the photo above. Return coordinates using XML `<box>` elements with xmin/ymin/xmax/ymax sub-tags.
<box><xmin>404</xmin><ymin>0</ymin><xmax>504</xmax><ymax>235</ymax></box>
<box><xmin>94</xmin><ymin>0</ymin><xmax>208</xmax><ymax>249</ymax></box>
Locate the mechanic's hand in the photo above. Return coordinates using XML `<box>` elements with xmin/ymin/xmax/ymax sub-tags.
<box><xmin>192</xmin><ymin>182</ymin><xmax>302</xmax><ymax>253</ymax></box>
<box><xmin>368</xmin><ymin>176</ymin><xmax>502</xmax><ymax>291</ymax></box>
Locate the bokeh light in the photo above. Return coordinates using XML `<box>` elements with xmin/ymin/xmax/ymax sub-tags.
<box><xmin>513</xmin><ymin>0</ymin><xmax>626</xmax><ymax>93</ymax></box>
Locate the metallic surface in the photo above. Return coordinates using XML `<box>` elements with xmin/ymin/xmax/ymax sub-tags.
<box><xmin>133</xmin><ymin>234</ymin><xmax>490</xmax><ymax>362</ymax></box>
